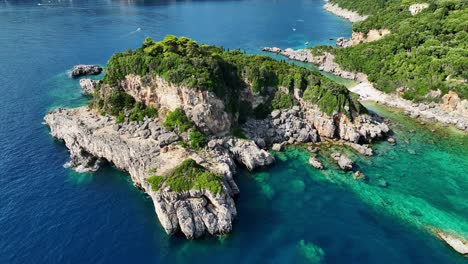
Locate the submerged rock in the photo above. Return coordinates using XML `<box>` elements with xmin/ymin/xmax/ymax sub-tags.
<box><xmin>377</xmin><ymin>179</ymin><xmax>389</xmax><ymax>188</ymax></box>
<box><xmin>353</xmin><ymin>171</ymin><xmax>367</xmax><ymax>181</ymax></box>
<box><xmin>70</xmin><ymin>64</ymin><xmax>103</xmax><ymax>78</ymax></box>
<box><xmin>308</xmin><ymin>157</ymin><xmax>324</xmax><ymax>170</ymax></box>
<box><xmin>297</xmin><ymin>240</ymin><xmax>325</xmax><ymax>263</ymax></box>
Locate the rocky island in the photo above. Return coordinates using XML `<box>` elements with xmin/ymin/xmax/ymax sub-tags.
<box><xmin>45</xmin><ymin>36</ymin><xmax>389</xmax><ymax>239</ymax></box>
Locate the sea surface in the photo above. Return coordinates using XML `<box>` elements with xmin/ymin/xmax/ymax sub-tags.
<box><xmin>0</xmin><ymin>0</ymin><xmax>466</xmax><ymax>263</ymax></box>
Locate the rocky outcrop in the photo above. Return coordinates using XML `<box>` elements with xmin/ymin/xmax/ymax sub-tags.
<box><xmin>331</xmin><ymin>152</ymin><xmax>353</xmax><ymax>170</ymax></box>
<box><xmin>79</xmin><ymin>79</ymin><xmax>99</xmax><ymax>95</ymax></box>
<box><xmin>261</xmin><ymin>47</ymin><xmax>368</xmax><ymax>82</ymax></box>
<box><xmin>240</xmin><ymin>92</ymin><xmax>388</xmax><ymax>147</ymax></box>
<box><xmin>300</xmin><ymin>101</ymin><xmax>389</xmax><ymax>143</ymax></box>
<box><xmin>323</xmin><ymin>1</ymin><xmax>368</xmax><ymax>22</ymax></box>
<box><xmin>441</xmin><ymin>91</ymin><xmax>468</xmax><ymax>118</ymax></box>
<box><xmin>115</xmin><ymin>74</ymin><xmax>232</xmax><ymax>136</ymax></box>
<box><xmin>343</xmin><ymin>141</ymin><xmax>373</xmax><ymax>156</ymax></box>
<box><xmin>435</xmin><ymin>230</ymin><xmax>468</xmax><ymax>256</ymax></box>
<box><xmin>336</xmin><ymin>29</ymin><xmax>391</xmax><ymax>48</ymax></box>
<box><xmin>409</xmin><ymin>3</ymin><xmax>429</xmax><ymax>15</ymax></box>
<box><xmin>70</xmin><ymin>64</ymin><xmax>103</xmax><ymax>78</ymax></box>
<box><xmin>241</xmin><ymin>107</ymin><xmax>319</xmax><ymax>146</ymax></box>
<box><xmin>44</xmin><ymin>106</ymin><xmax>274</xmax><ymax>239</ymax></box>
<box><xmin>351</xmin><ymin>82</ymin><xmax>468</xmax><ymax>131</ymax></box>
<box><xmin>353</xmin><ymin>171</ymin><xmax>366</xmax><ymax>181</ymax></box>
<box><xmin>308</xmin><ymin>157</ymin><xmax>324</xmax><ymax>169</ymax></box>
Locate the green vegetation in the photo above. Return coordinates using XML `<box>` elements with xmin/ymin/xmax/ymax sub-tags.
<box><xmin>330</xmin><ymin>0</ymin><xmax>468</xmax><ymax>101</ymax></box>
<box><xmin>128</xmin><ymin>102</ymin><xmax>158</xmax><ymax>122</ymax></box>
<box><xmin>101</xmin><ymin>35</ymin><xmax>365</xmax><ymax>117</ymax></box>
<box><xmin>232</xmin><ymin>127</ymin><xmax>247</xmax><ymax>139</ymax></box>
<box><xmin>303</xmin><ymin>80</ymin><xmax>367</xmax><ymax>118</ymax></box>
<box><xmin>146</xmin><ymin>159</ymin><xmax>224</xmax><ymax>194</ymax></box>
<box><xmin>309</xmin><ymin>45</ymin><xmax>334</xmax><ymax>56</ymax></box>
<box><xmin>91</xmin><ymin>85</ymin><xmax>157</xmax><ymax>122</ymax></box>
<box><xmin>163</xmin><ymin>108</ymin><xmax>193</xmax><ymax>132</ymax></box>
<box><xmin>271</xmin><ymin>90</ymin><xmax>296</xmax><ymax>110</ymax></box>
<box><xmin>163</xmin><ymin>108</ymin><xmax>207</xmax><ymax>150</ymax></box>
<box><xmin>189</xmin><ymin>130</ymin><xmax>207</xmax><ymax>150</ymax></box>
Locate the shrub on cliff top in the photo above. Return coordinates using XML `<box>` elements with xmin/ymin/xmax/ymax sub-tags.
<box><xmin>101</xmin><ymin>35</ymin><xmax>367</xmax><ymax>117</ymax></box>
<box><xmin>189</xmin><ymin>129</ymin><xmax>207</xmax><ymax>150</ymax></box>
<box><xmin>163</xmin><ymin>108</ymin><xmax>193</xmax><ymax>132</ymax></box>
<box><xmin>146</xmin><ymin>159</ymin><xmax>224</xmax><ymax>194</ymax></box>
<box><xmin>302</xmin><ymin>80</ymin><xmax>366</xmax><ymax>119</ymax></box>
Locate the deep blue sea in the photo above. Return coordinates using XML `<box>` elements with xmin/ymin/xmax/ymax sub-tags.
<box><xmin>0</xmin><ymin>0</ymin><xmax>467</xmax><ymax>263</ymax></box>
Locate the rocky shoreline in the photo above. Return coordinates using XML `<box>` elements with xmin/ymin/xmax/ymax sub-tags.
<box><xmin>323</xmin><ymin>0</ymin><xmax>368</xmax><ymax>22</ymax></box>
<box><xmin>261</xmin><ymin>47</ymin><xmax>468</xmax><ymax>131</ymax></box>
<box><xmin>45</xmin><ymin>107</ymin><xmax>274</xmax><ymax>239</ymax></box>
<box><xmin>46</xmin><ymin>60</ymin><xmax>391</xmax><ymax>239</ymax></box>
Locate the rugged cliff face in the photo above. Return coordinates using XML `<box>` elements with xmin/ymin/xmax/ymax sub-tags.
<box><xmin>44</xmin><ymin>107</ymin><xmax>274</xmax><ymax>239</ymax></box>
<box><xmin>115</xmin><ymin>74</ymin><xmax>232</xmax><ymax>136</ymax></box>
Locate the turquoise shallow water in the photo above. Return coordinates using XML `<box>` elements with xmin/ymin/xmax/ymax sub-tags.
<box><xmin>0</xmin><ymin>0</ymin><xmax>467</xmax><ymax>263</ymax></box>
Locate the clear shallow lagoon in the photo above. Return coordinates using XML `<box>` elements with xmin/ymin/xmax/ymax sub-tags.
<box><xmin>0</xmin><ymin>0</ymin><xmax>466</xmax><ymax>263</ymax></box>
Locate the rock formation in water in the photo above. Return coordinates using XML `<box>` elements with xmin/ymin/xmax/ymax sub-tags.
<box><xmin>435</xmin><ymin>230</ymin><xmax>468</xmax><ymax>256</ymax></box>
<box><xmin>79</xmin><ymin>78</ymin><xmax>99</xmax><ymax>95</ymax></box>
<box><xmin>308</xmin><ymin>157</ymin><xmax>324</xmax><ymax>170</ymax></box>
<box><xmin>45</xmin><ymin>107</ymin><xmax>273</xmax><ymax>239</ymax></box>
<box><xmin>70</xmin><ymin>64</ymin><xmax>103</xmax><ymax>78</ymax></box>
<box><xmin>46</xmin><ymin>36</ymin><xmax>389</xmax><ymax>239</ymax></box>
<box><xmin>331</xmin><ymin>152</ymin><xmax>353</xmax><ymax>170</ymax></box>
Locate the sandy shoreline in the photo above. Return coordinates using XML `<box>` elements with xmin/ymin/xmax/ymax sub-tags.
<box><xmin>322</xmin><ymin>0</ymin><xmax>368</xmax><ymax>22</ymax></box>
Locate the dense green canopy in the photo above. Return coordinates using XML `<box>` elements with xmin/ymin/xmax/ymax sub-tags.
<box><xmin>330</xmin><ymin>0</ymin><xmax>467</xmax><ymax>101</ymax></box>
<box><xmin>100</xmin><ymin>35</ymin><xmax>366</xmax><ymax>119</ymax></box>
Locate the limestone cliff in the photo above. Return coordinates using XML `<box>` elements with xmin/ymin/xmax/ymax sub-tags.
<box><xmin>112</xmin><ymin>74</ymin><xmax>232</xmax><ymax>136</ymax></box>
<box><xmin>44</xmin><ymin>107</ymin><xmax>274</xmax><ymax>239</ymax></box>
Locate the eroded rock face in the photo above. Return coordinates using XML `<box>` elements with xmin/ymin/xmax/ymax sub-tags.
<box><xmin>331</xmin><ymin>152</ymin><xmax>353</xmax><ymax>170</ymax></box>
<box><xmin>302</xmin><ymin>103</ymin><xmax>389</xmax><ymax>143</ymax></box>
<box><xmin>337</xmin><ymin>29</ymin><xmax>391</xmax><ymax>48</ymax></box>
<box><xmin>116</xmin><ymin>74</ymin><xmax>232</xmax><ymax>136</ymax></box>
<box><xmin>441</xmin><ymin>91</ymin><xmax>468</xmax><ymax>118</ymax></box>
<box><xmin>79</xmin><ymin>79</ymin><xmax>99</xmax><ymax>95</ymax></box>
<box><xmin>70</xmin><ymin>64</ymin><xmax>103</xmax><ymax>78</ymax></box>
<box><xmin>44</xmin><ymin>106</ymin><xmax>273</xmax><ymax>239</ymax></box>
